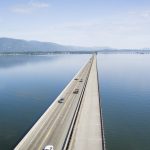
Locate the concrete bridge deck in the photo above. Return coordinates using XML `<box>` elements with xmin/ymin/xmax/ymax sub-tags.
<box><xmin>68</xmin><ymin>56</ymin><xmax>104</xmax><ymax>150</ymax></box>
<box><xmin>15</xmin><ymin>55</ymin><xmax>105</xmax><ymax>150</ymax></box>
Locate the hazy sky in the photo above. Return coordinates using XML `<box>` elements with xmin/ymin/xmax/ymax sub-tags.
<box><xmin>0</xmin><ymin>0</ymin><xmax>150</xmax><ymax>48</ymax></box>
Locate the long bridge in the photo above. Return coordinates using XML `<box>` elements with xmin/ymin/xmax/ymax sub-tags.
<box><xmin>15</xmin><ymin>55</ymin><xmax>105</xmax><ymax>150</ymax></box>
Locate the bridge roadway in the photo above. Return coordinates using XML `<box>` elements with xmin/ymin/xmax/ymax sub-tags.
<box><xmin>15</xmin><ymin>56</ymin><xmax>98</xmax><ymax>150</ymax></box>
<box><xmin>68</xmin><ymin>55</ymin><xmax>105</xmax><ymax>150</ymax></box>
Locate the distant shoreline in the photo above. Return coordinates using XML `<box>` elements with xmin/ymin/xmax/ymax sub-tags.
<box><xmin>0</xmin><ymin>50</ymin><xmax>150</xmax><ymax>55</ymax></box>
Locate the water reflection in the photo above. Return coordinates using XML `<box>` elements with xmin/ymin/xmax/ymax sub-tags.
<box><xmin>1</xmin><ymin>53</ymin><xmax>150</xmax><ymax>150</ymax></box>
<box><xmin>0</xmin><ymin>54</ymin><xmax>90</xmax><ymax>150</ymax></box>
<box><xmin>0</xmin><ymin>55</ymin><xmax>58</xmax><ymax>68</ymax></box>
<box><xmin>98</xmin><ymin>54</ymin><xmax>150</xmax><ymax>150</ymax></box>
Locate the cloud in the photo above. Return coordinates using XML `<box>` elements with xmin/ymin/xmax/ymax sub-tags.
<box><xmin>12</xmin><ymin>7</ymin><xmax>31</xmax><ymax>14</ymax></box>
<box><xmin>128</xmin><ymin>10</ymin><xmax>150</xmax><ymax>19</ymax></box>
<box><xmin>30</xmin><ymin>1</ymin><xmax>49</xmax><ymax>8</ymax></box>
<box><xmin>12</xmin><ymin>0</ymin><xmax>49</xmax><ymax>14</ymax></box>
<box><xmin>140</xmin><ymin>11</ymin><xmax>150</xmax><ymax>18</ymax></box>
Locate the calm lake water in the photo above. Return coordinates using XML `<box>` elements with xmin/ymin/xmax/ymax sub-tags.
<box><xmin>0</xmin><ymin>54</ymin><xmax>90</xmax><ymax>149</ymax></box>
<box><xmin>0</xmin><ymin>54</ymin><xmax>150</xmax><ymax>150</ymax></box>
<box><xmin>98</xmin><ymin>54</ymin><xmax>150</xmax><ymax>150</ymax></box>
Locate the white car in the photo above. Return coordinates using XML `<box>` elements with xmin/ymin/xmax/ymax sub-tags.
<box><xmin>43</xmin><ymin>145</ymin><xmax>54</xmax><ymax>150</ymax></box>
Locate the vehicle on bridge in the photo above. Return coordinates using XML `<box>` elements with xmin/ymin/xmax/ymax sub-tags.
<box><xmin>74</xmin><ymin>78</ymin><xmax>78</xmax><ymax>80</ymax></box>
<box><xmin>43</xmin><ymin>145</ymin><xmax>54</xmax><ymax>150</ymax></box>
<box><xmin>73</xmin><ymin>89</ymin><xmax>79</xmax><ymax>94</ymax></box>
<box><xmin>79</xmin><ymin>79</ymin><xmax>83</xmax><ymax>82</ymax></box>
<box><xmin>58</xmin><ymin>98</ymin><xmax>64</xmax><ymax>103</ymax></box>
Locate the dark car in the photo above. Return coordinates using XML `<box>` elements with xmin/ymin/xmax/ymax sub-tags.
<box><xmin>74</xmin><ymin>78</ymin><xmax>78</xmax><ymax>80</ymax></box>
<box><xmin>73</xmin><ymin>89</ymin><xmax>79</xmax><ymax>94</ymax></box>
<box><xmin>79</xmin><ymin>79</ymin><xmax>83</xmax><ymax>82</ymax></box>
<box><xmin>58</xmin><ymin>98</ymin><xmax>64</xmax><ymax>103</ymax></box>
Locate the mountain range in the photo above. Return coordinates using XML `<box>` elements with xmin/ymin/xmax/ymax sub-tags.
<box><xmin>0</xmin><ymin>37</ymin><xmax>108</xmax><ymax>52</ymax></box>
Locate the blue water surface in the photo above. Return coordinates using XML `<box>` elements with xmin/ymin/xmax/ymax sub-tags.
<box><xmin>0</xmin><ymin>54</ymin><xmax>90</xmax><ymax>149</ymax></box>
<box><xmin>1</xmin><ymin>54</ymin><xmax>150</xmax><ymax>150</ymax></box>
<box><xmin>98</xmin><ymin>54</ymin><xmax>150</xmax><ymax>150</ymax></box>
